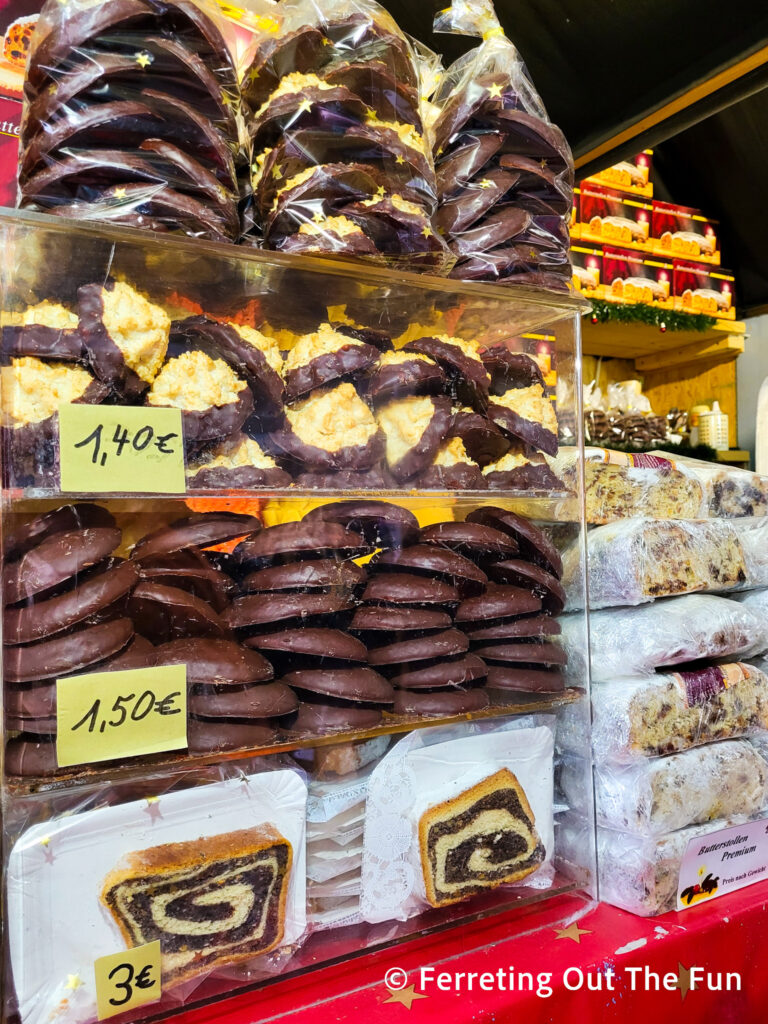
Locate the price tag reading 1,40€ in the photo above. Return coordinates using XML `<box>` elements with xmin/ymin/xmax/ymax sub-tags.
<box><xmin>58</xmin><ymin>403</ymin><xmax>185</xmax><ymax>493</ymax></box>
<box><xmin>56</xmin><ymin>665</ymin><xmax>187</xmax><ymax>768</ymax></box>
<box><xmin>95</xmin><ymin>942</ymin><xmax>162</xmax><ymax>1021</ymax></box>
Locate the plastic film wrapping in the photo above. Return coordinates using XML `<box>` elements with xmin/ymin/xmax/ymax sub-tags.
<box><xmin>430</xmin><ymin>0</ymin><xmax>573</xmax><ymax>289</ymax></box>
<box><xmin>241</xmin><ymin>0</ymin><xmax>450</xmax><ymax>269</ymax></box>
<box><xmin>18</xmin><ymin>0</ymin><xmax>247</xmax><ymax>242</ymax></box>
<box><xmin>561</xmin><ymin>740</ymin><xmax>768</xmax><ymax>836</ymax></box>
<box><xmin>647</xmin><ymin>450</ymin><xmax>768</xmax><ymax>519</ymax></box>
<box><xmin>560</xmin><ymin>593</ymin><xmax>766</xmax><ymax>682</ymax></box>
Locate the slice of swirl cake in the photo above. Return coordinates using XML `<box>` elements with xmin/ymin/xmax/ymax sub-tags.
<box><xmin>419</xmin><ymin>768</ymin><xmax>544</xmax><ymax>908</ymax></box>
<box><xmin>100</xmin><ymin>826</ymin><xmax>292</xmax><ymax>986</ymax></box>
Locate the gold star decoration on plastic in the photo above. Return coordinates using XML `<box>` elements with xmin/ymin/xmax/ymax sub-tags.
<box><xmin>312</xmin><ymin>211</ymin><xmax>326</xmax><ymax>224</ymax></box>
<box><xmin>421</xmin><ymin>226</ymin><xmax>432</xmax><ymax>238</ymax></box>
<box><xmin>248</xmin><ymin>66</ymin><xmax>259</xmax><ymax>82</ymax></box>
<box><xmin>376</xmin><ymin>186</ymin><xmax>386</xmax><ymax>197</ymax></box>
<box><xmin>383</xmin><ymin>985</ymin><xmax>428</xmax><ymax>1009</ymax></box>
<box><xmin>113</xmin><ymin>187</ymin><xmax>128</xmax><ymax>200</ymax></box>
<box><xmin>478</xmin><ymin>178</ymin><xmax>494</xmax><ymax>189</ymax></box>
<box><xmin>540</xmin><ymin>158</ymin><xmax>548</xmax><ymax>170</ymax></box>
<box><xmin>487</xmin><ymin>82</ymin><xmax>504</xmax><ymax>98</ymax></box>
<box><xmin>298</xmin><ymin>98</ymin><xmax>313</xmax><ymax>114</ymax></box>
<box><xmin>65</xmin><ymin>975</ymin><xmax>84</xmax><ymax>992</ymax></box>
<box><xmin>675</xmin><ymin>963</ymin><xmax>694</xmax><ymax>1001</ymax></box>
<box><xmin>554</xmin><ymin>921</ymin><xmax>592</xmax><ymax>943</ymax></box>
<box><xmin>272</xmin><ymin>166</ymin><xmax>283</xmax><ymax>179</ymax></box>
<box><xmin>134</xmin><ymin>51</ymin><xmax>152</xmax><ymax>69</ymax></box>
<box><xmin>395</xmin><ymin>155</ymin><xmax>405</xmax><ymax>165</ymax></box>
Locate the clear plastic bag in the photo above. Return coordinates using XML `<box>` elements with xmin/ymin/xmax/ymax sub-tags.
<box><xmin>734</xmin><ymin>588</ymin><xmax>768</xmax><ymax>655</ymax></box>
<box><xmin>587</xmin><ymin>663</ymin><xmax>768</xmax><ymax>763</ymax></box>
<box><xmin>647</xmin><ymin>450</ymin><xmax>768</xmax><ymax>519</ymax></box>
<box><xmin>430</xmin><ymin>0</ymin><xmax>573</xmax><ymax>289</ymax></box>
<box><xmin>561</xmin><ymin>740</ymin><xmax>768</xmax><ymax>836</ymax></box>
<box><xmin>559</xmin><ymin>593</ymin><xmax>765</xmax><ymax>682</ymax></box>
<box><xmin>18</xmin><ymin>0</ymin><xmax>246</xmax><ymax>242</ymax></box>
<box><xmin>562</xmin><ymin>516</ymin><xmax>748</xmax><ymax>610</ymax></box>
<box><xmin>4</xmin><ymin>757</ymin><xmax>308</xmax><ymax>1024</ymax></box>
<box><xmin>241</xmin><ymin>0</ymin><xmax>450</xmax><ymax>269</ymax></box>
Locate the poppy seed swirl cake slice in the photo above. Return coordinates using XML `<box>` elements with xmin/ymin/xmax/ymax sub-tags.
<box><xmin>419</xmin><ymin>768</ymin><xmax>544</xmax><ymax>908</ymax></box>
<box><xmin>100</xmin><ymin>826</ymin><xmax>292</xmax><ymax>986</ymax></box>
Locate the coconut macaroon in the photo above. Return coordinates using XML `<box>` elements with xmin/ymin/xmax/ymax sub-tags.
<box><xmin>270</xmin><ymin>382</ymin><xmax>382</xmax><ymax>471</ymax></box>
<box><xmin>1</xmin><ymin>357</ymin><xmax>105</xmax><ymax>428</ymax></box>
<box><xmin>280</xmin><ymin>215</ymin><xmax>379</xmax><ymax>257</ymax></box>
<box><xmin>483</xmin><ymin>448</ymin><xmax>564</xmax><ymax>490</ymax></box>
<box><xmin>403</xmin><ymin>334</ymin><xmax>490</xmax><ymax>410</ymax></box>
<box><xmin>188</xmin><ymin>433</ymin><xmax>292</xmax><ymax>490</ymax></box>
<box><xmin>376</xmin><ymin>393</ymin><xmax>452</xmax><ymax>482</ymax></box>
<box><xmin>283</xmin><ymin>322</ymin><xmax>379</xmax><ymax>401</ymax></box>
<box><xmin>420</xmin><ymin>436</ymin><xmax>486</xmax><ymax>490</ymax></box>
<box><xmin>253</xmin><ymin>71</ymin><xmax>336</xmax><ymax>120</ymax></box>
<box><xmin>1</xmin><ymin>299</ymin><xmax>84</xmax><ymax>361</ymax></box>
<box><xmin>78</xmin><ymin>280</ymin><xmax>170</xmax><ymax>396</ymax></box>
<box><xmin>367</xmin><ymin>349</ymin><xmax>445</xmax><ymax>404</ymax></box>
<box><xmin>488</xmin><ymin>384</ymin><xmax>559</xmax><ymax>457</ymax></box>
<box><xmin>147</xmin><ymin>350</ymin><xmax>253</xmax><ymax>445</ymax></box>
<box><xmin>170</xmin><ymin>316</ymin><xmax>284</xmax><ymax>424</ymax></box>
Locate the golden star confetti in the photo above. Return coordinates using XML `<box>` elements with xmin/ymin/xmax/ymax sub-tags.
<box><xmin>248</xmin><ymin>67</ymin><xmax>260</xmax><ymax>82</ymax></box>
<box><xmin>312</xmin><ymin>211</ymin><xmax>326</xmax><ymax>224</ymax></box>
<box><xmin>540</xmin><ymin>158</ymin><xmax>548</xmax><ymax>170</ymax></box>
<box><xmin>675</xmin><ymin>963</ymin><xmax>694</xmax><ymax>1001</ymax></box>
<box><xmin>134</xmin><ymin>51</ymin><xmax>152</xmax><ymax>69</ymax></box>
<box><xmin>479</xmin><ymin>178</ymin><xmax>494</xmax><ymax>189</ymax></box>
<box><xmin>376</xmin><ymin>186</ymin><xmax>386</xmax><ymax>197</ymax></box>
<box><xmin>395</xmin><ymin>155</ymin><xmax>405</xmax><ymax>165</ymax></box>
<box><xmin>384</xmin><ymin>985</ymin><xmax>428</xmax><ymax>1010</ymax></box>
<box><xmin>298</xmin><ymin>99</ymin><xmax>313</xmax><ymax>114</ymax></box>
<box><xmin>321</xmin><ymin>36</ymin><xmax>331</xmax><ymax>45</ymax></box>
<box><xmin>65</xmin><ymin>975</ymin><xmax>84</xmax><ymax>991</ymax></box>
<box><xmin>487</xmin><ymin>82</ymin><xmax>504</xmax><ymax>98</ymax></box>
<box><xmin>421</xmin><ymin>226</ymin><xmax>432</xmax><ymax>238</ymax></box>
<box><xmin>554</xmin><ymin>922</ymin><xmax>591</xmax><ymax>943</ymax></box>
<box><xmin>272</xmin><ymin>166</ymin><xmax>283</xmax><ymax>179</ymax></box>
<box><xmin>113</xmin><ymin>187</ymin><xmax>128</xmax><ymax>200</ymax></box>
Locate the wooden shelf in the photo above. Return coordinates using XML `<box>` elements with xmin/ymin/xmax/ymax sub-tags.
<box><xmin>714</xmin><ymin>449</ymin><xmax>751</xmax><ymax>464</ymax></box>
<box><xmin>582</xmin><ymin>316</ymin><xmax>745</xmax><ymax>366</ymax></box>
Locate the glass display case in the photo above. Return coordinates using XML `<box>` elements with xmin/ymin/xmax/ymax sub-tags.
<box><xmin>0</xmin><ymin>208</ymin><xmax>594</xmax><ymax>1024</ymax></box>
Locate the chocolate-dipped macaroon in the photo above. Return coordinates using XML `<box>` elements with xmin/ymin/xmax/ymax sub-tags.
<box><xmin>187</xmin><ymin>434</ymin><xmax>292</xmax><ymax>490</ymax></box>
<box><xmin>376</xmin><ymin>394</ymin><xmax>452</xmax><ymax>482</ymax></box>
<box><xmin>483</xmin><ymin>449</ymin><xmax>564</xmax><ymax>491</ymax></box>
<box><xmin>282</xmin><ymin>322</ymin><xmax>379</xmax><ymax>401</ymax></box>
<box><xmin>419</xmin><ymin>437</ymin><xmax>487</xmax><ymax>490</ymax></box>
<box><xmin>366</xmin><ymin>350</ymin><xmax>445</xmax><ymax>405</ymax></box>
<box><xmin>403</xmin><ymin>335</ymin><xmax>490</xmax><ymax>411</ymax></box>
<box><xmin>487</xmin><ymin>383</ymin><xmax>559</xmax><ymax>457</ymax></box>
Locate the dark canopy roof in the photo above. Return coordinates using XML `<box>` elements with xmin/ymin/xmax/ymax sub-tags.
<box><xmin>382</xmin><ymin>0</ymin><xmax>768</xmax><ymax>311</ymax></box>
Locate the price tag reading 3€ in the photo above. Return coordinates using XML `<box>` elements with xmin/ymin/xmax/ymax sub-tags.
<box><xmin>95</xmin><ymin>941</ymin><xmax>162</xmax><ymax>1020</ymax></box>
<box><xmin>59</xmin><ymin>404</ymin><xmax>185</xmax><ymax>494</ymax></box>
<box><xmin>56</xmin><ymin>665</ymin><xmax>187</xmax><ymax>768</ymax></box>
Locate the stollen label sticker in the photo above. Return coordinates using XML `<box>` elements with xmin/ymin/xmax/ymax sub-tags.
<box><xmin>56</xmin><ymin>665</ymin><xmax>187</xmax><ymax>768</ymax></box>
<box><xmin>59</xmin><ymin>404</ymin><xmax>185</xmax><ymax>494</ymax></box>
<box><xmin>95</xmin><ymin>941</ymin><xmax>162</xmax><ymax>1020</ymax></box>
<box><xmin>677</xmin><ymin>817</ymin><xmax>768</xmax><ymax>911</ymax></box>
<box><xmin>670</xmin><ymin>662</ymin><xmax>748</xmax><ymax>708</ymax></box>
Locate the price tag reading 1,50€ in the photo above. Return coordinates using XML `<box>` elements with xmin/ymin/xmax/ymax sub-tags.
<box><xmin>95</xmin><ymin>942</ymin><xmax>162</xmax><ymax>1021</ymax></box>
<box><xmin>59</xmin><ymin>403</ymin><xmax>185</xmax><ymax>493</ymax></box>
<box><xmin>56</xmin><ymin>665</ymin><xmax>187</xmax><ymax>768</ymax></box>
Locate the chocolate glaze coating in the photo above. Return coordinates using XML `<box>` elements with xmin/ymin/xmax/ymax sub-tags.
<box><xmin>243</xmin><ymin>26</ymin><xmax>328</xmax><ymax>110</ymax></box>
<box><xmin>5</xmin><ymin>714</ymin><xmax>56</xmax><ymax>735</ymax></box>
<box><xmin>4</xmin><ymin>527</ymin><xmax>122</xmax><ymax>605</ymax></box>
<box><xmin>290</xmin><ymin>701</ymin><xmax>382</xmax><ymax>733</ymax></box>
<box><xmin>233</xmin><ymin>521</ymin><xmax>371</xmax><ymax>568</ymax></box>
<box><xmin>466</xmin><ymin>506</ymin><xmax>563</xmax><ymax>579</ymax></box>
<box><xmin>131</xmin><ymin>512</ymin><xmax>261</xmax><ymax>561</ymax></box>
<box><xmin>189</xmin><ymin>681</ymin><xmax>297</xmax><ymax>719</ymax></box>
<box><xmin>419</xmin><ymin>463</ymin><xmax>487</xmax><ymax>490</ymax></box>
<box><xmin>242</xmin><ymin>559</ymin><xmax>366</xmax><ymax>594</ymax></box>
<box><xmin>390</xmin><ymin>654</ymin><xmax>487</xmax><ymax>690</ymax></box>
<box><xmin>436</xmin><ymin>134</ymin><xmax>504</xmax><ymax>200</ymax></box>
<box><xmin>187</xmin><ymin>718</ymin><xmax>278</xmax><ymax>753</ymax></box>
<box><xmin>223</xmin><ymin>592</ymin><xmax>353</xmax><ymax>631</ymax></box>
<box><xmin>284</xmin><ymin>342</ymin><xmax>379</xmax><ymax>402</ymax></box>
<box><xmin>392</xmin><ymin>687</ymin><xmax>490</xmax><ymax>716</ymax></box>
<box><xmin>76</xmin><ymin>281</ymin><xmax>150</xmax><ymax>398</ymax></box>
<box><xmin>4</xmin><ymin>503</ymin><xmax>115</xmax><ymax>560</ymax></box>
<box><xmin>282</xmin><ymin>666</ymin><xmax>394</xmax><ymax>704</ymax></box>
<box><xmin>137</xmin><ymin>560</ymin><xmax>235</xmax><ymax>613</ymax></box>
<box><xmin>485</xmin><ymin>462</ymin><xmax>564</xmax><ymax>491</ymax></box>
<box><xmin>381</xmin><ymin>394</ymin><xmax>453</xmax><ymax>483</ymax></box>
<box><xmin>333</xmin><ymin>323</ymin><xmax>393</xmax><ymax>352</ymax></box>
<box><xmin>268</xmin><ymin>421</ymin><xmax>384</xmax><ymax>473</ymax></box>
<box><xmin>419</xmin><ymin>521</ymin><xmax>518</xmax><ymax>561</ymax></box>
<box><xmin>486</xmin><ymin>666</ymin><xmax>566</xmax><ymax>693</ymax></box>
<box><xmin>482</xmin><ymin>348</ymin><xmax>545</xmax><ymax>394</ymax></box>
<box><xmin>488</xmin><ymin>561</ymin><xmax>566</xmax><ymax>613</ymax></box>
<box><xmin>368</xmin><ymin>628</ymin><xmax>468</xmax><ymax>667</ymax></box>
<box><xmin>4</xmin><ymin>617</ymin><xmax>134</xmax><ymax>683</ymax></box>
<box><xmin>4</xmin><ymin>737</ymin><xmax>58</xmax><ymax>777</ymax></box>
<box><xmin>449</xmin><ymin>408</ymin><xmax>510</xmax><ymax>466</ymax></box>
<box><xmin>250</xmin><ymin>627</ymin><xmax>367</xmax><ymax>664</ymax></box>
<box><xmin>403</xmin><ymin>338</ymin><xmax>489</xmax><ymax>412</ymax></box>
<box><xmin>128</xmin><ymin>583</ymin><xmax>227</xmax><ymax>644</ymax></box>
<box><xmin>324</xmin><ymin>60</ymin><xmax>420</xmax><ymax>124</ymax></box>
<box><xmin>153</xmin><ymin>637</ymin><xmax>273</xmax><ymax>685</ymax></box>
<box><xmin>473</xmin><ymin>641</ymin><xmax>566</xmax><ymax>666</ymax></box>
<box><xmin>188</xmin><ymin>464</ymin><xmax>292</xmax><ymax>490</ymax></box>
<box><xmin>2</xmin><ymin>323</ymin><xmax>85</xmax><ymax>363</ymax></box>
<box><xmin>449</xmin><ymin>206</ymin><xmax>532</xmax><ymax>259</ymax></box>
<box><xmin>168</xmin><ymin>383</ymin><xmax>254</xmax><ymax>447</ymax></box>
<box><xmin>361</xmin><ymin>572</ymin><xmax>459</xmax><ymax>608</ymax></box>
<box><xmin>302</xmin><ymin>500</ymin><xmax>419</xmax><ymax>548</ymax></box>
<box><xmin>435</xmin><ymin>168</ymin><xmax>519</xmax><ymax>235</ymax></box>
<box><xmin>488</xmin><ymin>402</ymin><xmax>558</xmax><ymax>457</ymax></box>
<box><xmin>372</xmin><ymin>544</ymin><xmax>487</xmax><ymax>595</ymax></box>
<box><xmin>468</xmin><ymin>615</ymin><xmax>561</xmax><ymax>643</ymax></box>
<box><xmin>4</xmin><ymin>559</ymin><xmax>138</xmax><ymax>644</ymax></box>
<box><xmin>367</xmin><ymin>355</ymin><xmax>445</xmax><ymax>405</ymax></box>
<box><xmin>455</xmin><ymin>586</ymin><xmax>542</xmax><ymax>625</ymax></box>
<box><xmin>350</xmin><ymin>605</ymin><xmax>452</xmax><ymax>635</ymax></box>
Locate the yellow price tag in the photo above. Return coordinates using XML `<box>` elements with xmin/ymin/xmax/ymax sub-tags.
<box><xmin>58</xmin><ymin>404</ymin><xmax>185</xmax><ymax>494</ymax></box>
<box><xmin>56</xmin><ymin>665</ymin><xmax>187</xmax><ymax>768</ymax></box>
<box><xmin>95</xmin><ymin>942</ymin><xmax>162</xmax><ymax>1020</ymax></box>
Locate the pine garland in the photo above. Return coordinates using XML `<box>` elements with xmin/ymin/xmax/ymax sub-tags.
<box><xmin>588</xmin><ymin>299</ymin><xmax>717</xmax><ymax>333</ymax></box>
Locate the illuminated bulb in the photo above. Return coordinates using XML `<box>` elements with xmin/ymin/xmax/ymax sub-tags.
<box><xmin>660</xmin><ymin>321</ymin><xmax>667</xmax><ymax>333</ymax></box>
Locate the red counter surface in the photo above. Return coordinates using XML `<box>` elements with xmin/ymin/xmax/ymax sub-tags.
<box><xmin>169</xmin><ymin>883</ymin><xmax>768</xmax><ymax>1024</ymax></box>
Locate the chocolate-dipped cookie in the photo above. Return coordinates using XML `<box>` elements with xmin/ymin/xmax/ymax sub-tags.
<box><xmin>270</xmin><ymin>383</ymin><xmax>383</xmax><ymax>471</ymax></box>
<box><xmin>282</xmin><ymin>323</ymin><xmax>379</xmax><ymax>401</ymax></box>
<box><xmin>376</xmin><ymin>394</ymin><xmax>452</xmax><ymax>482</ymax></box>
<box><xmin>435</xmin><ymin>168</ymin><xmax>519</xmax><ymax>235</ymax></box>
<box><xmin>403</xmin><ymin>335</ymin><xmax>490</xmax><ymax>411</ymax></box>
<box><xmin>333</xmin><ymin>323</ymin><xmax>392</xmax><ymax>352</ymax></box>
<box><xmin>350</xmin><ymin>605</ymin><xmax>452</xmax><ymax>636</ymax></box>
<box><xmin>4</xmin><ymin>503</ymin><xmax>115</xmax><ymax>560</ymax></box>
<box><xmin>436</xmin><ymin>133</ymin><xmax>504</xmax><ymax>199</ymax></box>
<box><xmin>233</xmin><ymin>520</ymin><xmax>371</xmax><ymax>569</ymax></box>
<box><xmin>449</xmin><ymin>206</ymin><xmax>532</xmax><ymax>259</ymax></box>
<box><xmin>131</xmin><ymin>512</ymin><xmax>261</xmax><ymax>561</ymax></box>
<box><xmin>187</xmin><ymin>719</ymin><xmax>279</xmax><ymax>753</ymax></box>
<box><xmin>466</xmin><ymin>507</ymin><xmax>563</xmax><ymax>578</ymax></box>
<box><xmin>281</xmin><ymin>666</ymin><xmax>393</xmax><ymax>704</ymax></box>
<box><xmin>128</xmin><ymin>582</ymin><xmax>227</xmax><ymax>644</ymax></box>
<box><xmin>4</xmin><ymin>559</ymin><xmax>138</xmax><ymax>645</ymax></box>
<box><xmin>390</xmin><ymin>654</ymin><xmax>487</xmax><ymax>690</ymax></box>
<box><xmin>1</xmin><ymin>301</ymin><xmax>83</xmax><ymax>363</ymax></box>
<box><xmin>223</xmin><ymin>592</ymin><xmax>354</xmax><ymax>633</ymax></box>
<box><xmin>455</xmin><ymin>586</ymin><xmax>542</xmax><ymax>628</ymax></box>
<box><xmin>367</xmin><ymin>628</ymin><xmax>468</xmax><ymax>668</ymax></box>
<box><xmin>290</xmin><ymin>701</ymin><xmax>382</xmax><ymax>733</ymax></box>
<box><xmin>250</xmin><ymin>627</ymin><xmax>367</xmax><ymax>667</ymax></box>
<box><xmin>361</xmin><ymin>572</ymin><xmax>459</xmax><ymax>609</ymax></box>
<box><xmin>419</xmin><ymin>521</ymin><xmax>518</xmax><ymax>562</ymax></box>
<box><xmin>468</xmin><ymin>615</ymin><xmax>561</xmax><ymax>643</ymax></box>
<box><xmin>136</xmin><ymin>552</ymin><xmax>235</xmax><ymax>613</ymax></box>
<box><xmin>4</xmin><ymin>526</ymin><xmax>122</xmax><ymax>605</ymax></box>
<box><xmin>242</xmin><ymin>558</ymin><xmax>366</xmax><ymax>594</ymax></box>
<box><xmin>371</xmin><ymin>544</ymin><xmax>487</xmax><ymax>596</ymax></box>
<box><xmin>189</xmin><ymin>681</ymin><xmax>297</xmax><ymax>719</ymax></box>
<box><xmin>187</xmin><ymin>433</ymin><xmax>293</xmax><ymax>490</ymax></box>
<box><xmin>243</xmin><ymin>26</ymin><xmax>329</xmax><ymax>111</ymax></box>
<box><xmin>486</xmin><ymin>666</ymin><xmax>566</xmax><ymax>693</ymax></box>
<box><xmin>419</xmin><ymin>437</ymin><xmax>487</xmax><ymax>490</ymax></box>
<box><xmin>392</xmin><ymin>687</ymin><xmax>490</xmax><ymax>717</ymax></box>
<box><xmin>146</xmin><ymin>350</ymin><xmax>253</xmax><ymax>446</ymax></box>
<box><xmin>4</xmin><ymin>737</ymin><xmax>58</xmax><ymax>777</ymax></box>
<box><xmin>483</xmin><ymin>450</ymin><xmax>564</xmax><ymax>491</ymax></box>
<box><xmin>482</xmin><ymin>348</ymin><xmax>545</xmax><ymax>395</ymax></box>
<box><xmin>449</xmin><ymin>407</ymin><xmax>510</xmax><ymax>466</ymax></box>
<box><xmin>4</xmin><ymin>617</ymin><xmax>133</xmax><ymax>683</ymax></box>
<box><xmin>277</xmin><ymin>216</ymin><xmax>381</xmax><ymax>258</ymax></box>
<box><xmin>366</xmin><ymin>350</ymin><xmax>445</xmax><ymax>405</ymax></box>
<box><xmin>487</xmin><ymin>384</ymin><xmax>558</xmax><ymax>456</ymax></box>
<box><xmin>250</xmin><ymin>79</ymin><xmax>370</xmax><ymax>151</ymax></box>
<box><xmin>153</xmin><ymin>637</ymin><xmax>273</xmax><ymax>686</ymax></box>
<box><xmin>487</xmin><ymin>561</ymin><xmax>565</xmax><ymax>613</ymax></box>
<box><xmin>302</xmin><ymin>500</ymin><xmax>419</xmax><ymax>548</ymax></box>
<box><xmin>473</xmin><ymin>641</ymin><xmax>566</xmax><ymax>667</ymax></box>
<box><xmin>324</xmin><ymin>60</ymin><xmax>420</xmax><ymax>124</ymax></box>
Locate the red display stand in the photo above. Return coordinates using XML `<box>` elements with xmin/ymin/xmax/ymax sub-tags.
<box><xmin>172</xmin><ymin>883</ymin><xmax>768</xmax><ymax>1024</ymax></box>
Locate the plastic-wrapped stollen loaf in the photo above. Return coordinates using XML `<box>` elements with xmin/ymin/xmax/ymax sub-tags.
<box><xmin>590</xmin><ymin>662</ymin><xmax>768</xmax><ymax>762</ymax></box>
<box><xmin>561</xmin><ymin>740</ymin><xmax>768</xmax><ymax>836</ymax></box>
<box><xmin>562</xmin><ymin>517</ymin><xmax>747</xmax><ymax>609</ymax></box>
<box><xmin>647</xmin><ymin>451</ymin><xmax>768</xmax><ymax>519</ymax></box>
<box><xmin>559</xmin><ymin>594</ymin><xmax>765</xmax><ymax>681</ymax></box>
<box><xmin>550</xmin><ymin>447</ymin><xmax>705</xmax><ymax>525</ymax></box>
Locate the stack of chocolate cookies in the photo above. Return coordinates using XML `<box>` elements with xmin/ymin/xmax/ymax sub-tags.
<box><xmin>19</xmin><ymin>0</ymin><xmax>244</xmax><ymax>241</ymax></box>
<box><xmin>3</xmin><ymin>502</ymin><xmax>142</xmax><ymax>777</ymax></box>
<box><xmin>242</xmin><ymin>6</ymin><xmax>447</xmax><ymax>266</ymax></box>
<box><xmin>432</xmin><ymin>72</ymin><xmax>574</xmax><ymax>289</ymax></box>
<box><xmin>460</xmin><ymin>508</ymin><xmax>566</xmax><ymax>697</ymax></box>
<box><xmin>225</xmin><ymin>516</ymin><xmax>395</xmax><ymax>731</ymax></box>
